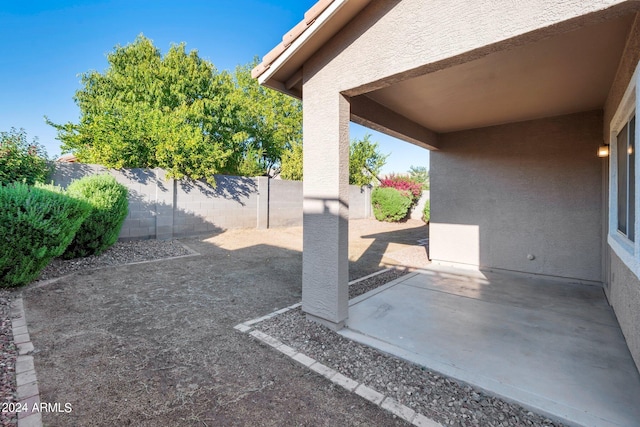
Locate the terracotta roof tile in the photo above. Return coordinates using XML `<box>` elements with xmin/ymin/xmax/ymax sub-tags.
<box><xmin>262</xmin><ymin>43</ymin><xmax>287</xmax><ymax>66</ymax></box>
<box><xmin>251</xmin><ymin>0</ymin><xmax>335</xmax><ymax>80</ymax></box>
<box><xmin>282</xmin><ymin>19</ymin><xmax>309</xmax><ymax>47</ymax></box>
<box><xmin>304</xmin><ymin>0</ymin><xmax>333</xmax><ymax>25</ymax></box>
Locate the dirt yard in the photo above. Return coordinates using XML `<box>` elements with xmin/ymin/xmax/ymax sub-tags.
<box><xmin>21</xmin><ymin>219</ymin><xmax>428</xmax><ymax>426</ymax></box>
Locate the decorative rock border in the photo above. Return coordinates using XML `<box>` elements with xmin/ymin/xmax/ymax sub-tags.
<box><xmin>10</xmin><ymin>298</ymin><xmax>42</xmax><ymax>427</ymax></box>
<box><xmin>29</xmin><ymin>248</ymin><xmax>200</xmax><ymax>291</ymax></box>
<box><xmin>235</xmin><ymin>300</ymin><xmax>442</xmax><ymax>427</ymax></box>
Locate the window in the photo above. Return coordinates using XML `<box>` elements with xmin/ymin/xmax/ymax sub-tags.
<box><xmin>617</xmin><ymin>115</ymin><xmax>635</xmax><ymax>241</ymax></box>
<box><xmin>609</xmin><ymin>61</ymin><xmax>640</xmax><ymax>277</ymax></box>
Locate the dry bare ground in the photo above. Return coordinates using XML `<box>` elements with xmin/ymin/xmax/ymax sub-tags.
<box><xmin>18</xmin><ymin>219</ymin><xmax>427</xmax><ymax>426</ymax></box>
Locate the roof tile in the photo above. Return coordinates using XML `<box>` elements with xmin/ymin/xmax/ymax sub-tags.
<box><xmin>282</xmin><ymin>19</ymin><xmax>310</xmax><ymax>47</ymax></box>
<box><xmin>262</xmin><ymin>42</ymin><xmax>287</xmax><ymax>66</ymax></box>
<box><xmin>252</xmin><ymin>0</ymin><xmax>336</xmax><ymax>79</ymax></box>
<box><xmin>304</xmin><ymin>0</ymin><xmax>334</xmax><ymax>25</ymax></box>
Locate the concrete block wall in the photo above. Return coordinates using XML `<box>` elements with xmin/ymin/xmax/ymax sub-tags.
<box><xmin>269</xmin><ymin>178</ymin><xmax>303</xmax><ymax>227</ymax></box>
<box><xmin>173</xmin><ymin>176</ymin><xmax>258</xmax><ymax>236</ymax></box>
<box><xmin>50</xmin><ymin>164</ymin><xmax>163</xmax><ymax>240</ymax></box>
<box><xmin>51</xmin><ymin>164</ymin><xmax>372</xmax><ymax>240</ymax></box>
<box><xmin>349</xmin><ymin>185</ymin><xmax>372</xmax><ymax>220</ymax></box>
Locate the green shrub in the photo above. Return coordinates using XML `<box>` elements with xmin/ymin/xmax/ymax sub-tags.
<box><xmin>63</xmin><ymin>175</ymin><xmax>129</xmax><ymax>259</ymax></box>
<box><xmin>422</xmin><ymin>200</ymin><xmax>430</xmax><ymax>223</ymax></box>
<box><xmin>371</xmin><ymin>187</ymin><xmax>412</xmax><ymax>222</ymax></box>
<box><xmin>379</xmin><ymin>174</ymin><xmax>422</xmax><ymax>203</ymax></box>
<box><xmin>0</xmin><ymin>183</ymin><xmax>91</xmax><ymax>287</ymax></box>
<box><xmin>0</xmin><ymin>128</ymin><xmax>51</xmax><ymax>185</ymax></box>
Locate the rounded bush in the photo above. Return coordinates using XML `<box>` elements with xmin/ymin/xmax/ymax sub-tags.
<box><xmin>62</xmin><ymin>175</ymin><xmax>128</xmax><ymax>259</ymax></box>
<box><xmin>423</xmin><ymin>199</ymin><xmax>430</xmax><ymax>223</ymax></box>
<box><xmin>0</xmin><ymin>183</ymin><xmax>91</xmax><ymax>287</ymax></box>
<box><xmin>379</xmin><ymin>174</ymin><xmax>422</xmax><ymax>203</ymax></box>
<box><xmin>371</xmin><ymin>187</ymin><xmax>412</xmax><ymax>222</ymax></box>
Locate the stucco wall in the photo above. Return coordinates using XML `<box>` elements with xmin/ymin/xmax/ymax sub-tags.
<box><xmin>609</xmin><ymin>252</ymin><xmax>640</xmax><ymax>370</ymax></box>
<box><xmin>603</xmin><ymin>14</ymin><xmax>640</xmax><ymax>371</ymax></box>
<box><xmin>430</xmin><ymin>111</ymin><xmax>603</xmax><ymax>282</ymax></box>
<box><xmin>297</xmin><ymin>0</ymin><xmax>632</xmax><ymax>326</ymax></box>
<box><xmin>304</xmin><ymin>0</ymin><xmax>632</xmax><ymax>97</ymax></box>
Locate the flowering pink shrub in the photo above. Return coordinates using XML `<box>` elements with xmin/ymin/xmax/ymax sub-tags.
<box><xmin>379</xmin><ymin>174</ymin><xmax>422</xmax><ymax>202</ymax></box>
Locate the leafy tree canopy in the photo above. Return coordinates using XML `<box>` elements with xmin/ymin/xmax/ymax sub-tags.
<box><xmin>229</xmin><ymin>61</ymin><xmax>302</xmax><ymax>177</ymax></box>
<box><xmin>349</xmin><ymin>134</ymin><xmax>388</xmax><ymax>186</ymax></box>
<box><xmin>280</xmin><ymin>133</ymin><xmax>387</xmax><ymax>186</ymax></box>
<box><xmin>408</xmin><ymin>165</ymin><xmax>430</xmax><ymax>190</ymax></box>
<box><xmin>0</xmin><ymin>128</ymin><xmax>51</xmax><ymax>185</ymax></box>
<box><xmin>49</xmin><ymin>35</ymin><xmax>301</xmax><ymax>184</ymax></box>
<box><xmin>280</xmin><ymin>140</ymin><xmax>303</xmax><ymax>181</ymax></box>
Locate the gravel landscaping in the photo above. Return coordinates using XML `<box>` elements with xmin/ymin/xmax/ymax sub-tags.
<box><xmin>255</xmin><ymin>270</ymin><xmax>565</xmax><ymax>427</ymax></box>
<box><xmin>35</xmin><ymin>239</ymin><xmax>193</xmax><ymax>282</ymax></box>
<box><xmin>349</xmin><ymin>268</ymin><xmax>409</xmax><ymax>299</ymax></box>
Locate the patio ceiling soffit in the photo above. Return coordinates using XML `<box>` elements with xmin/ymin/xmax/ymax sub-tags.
<box><xmin>350</xmin><ymin>95</ymin><xmax>440</xmax><ymax>150</ymax></box>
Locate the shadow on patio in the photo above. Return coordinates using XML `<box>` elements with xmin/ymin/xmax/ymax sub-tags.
<box><xmin>340</xmin><ymin>265</ymin><xmax>640</xmax><ymax>427</ymax></box>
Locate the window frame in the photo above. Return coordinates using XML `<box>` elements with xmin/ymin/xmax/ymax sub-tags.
<box><xmin>616</xmin><ymin>116</ymin><xmax>635</xmax><ymax>241</ymax></box>
<box><xmin>609</xmin><ymin>61</ymin><xmax>640</xmax><ymax>276</ymax></box>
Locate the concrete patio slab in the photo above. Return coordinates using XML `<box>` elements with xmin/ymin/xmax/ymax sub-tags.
<box><xmin>341</xmin><ymin>265</ymin><xmax>640</xmax><ymax>427</ymax></box>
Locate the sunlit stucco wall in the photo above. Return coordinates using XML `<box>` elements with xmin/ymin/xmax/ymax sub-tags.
<box><xmin>430</xmin><ymin>111</ymin><xmax>603</xmax><ymax>282</ymax></box>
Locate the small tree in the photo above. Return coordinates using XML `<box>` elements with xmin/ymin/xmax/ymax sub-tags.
<box><xmin>349</xmin><ymin>134</ymin><xmax>388</xmax><ymax>186</ymax></box>
<box><xmin>280</xmin><ymin>134</ymin><xmax>387</xmax><ymax>184</ymax></box>
<box><xmin>0</xmin><ymin>128</ymin><xmax>51</xmax><ymax>185</ymax></box>
<box><xmin>408</xmin><ymin>165</ymin><xmax>429</xmax><ymax>190</ymax></box>
<box><xmin>230</xmin><ymin>61</ymin><xmax>302</xmax><ymax>177</ymax></box>
<box><xmin>280</xmin><ymin>140</ymin><xmax>303</xmax><ymax>181</ymax></box>
<box><xmin>48</xmin><ymin>35</ymin><xmax>238</xmax><ymax>185</ymax></box>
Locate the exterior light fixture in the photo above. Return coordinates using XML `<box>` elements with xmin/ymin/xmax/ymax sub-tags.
<box><xmin>598</xmin><ymin>145</ymin><xmax>610</xmax><ymax>158</ymax></box>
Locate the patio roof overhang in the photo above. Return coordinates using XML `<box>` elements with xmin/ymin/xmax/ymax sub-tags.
<box><xmin>256</xmin><ymin>2</ymin><xmax>637</xmax><ymax>144</ymax></box>
<box><xmin>360</xmin><ymin>13</ymin><xmax>635</xmax><ymax>134</ymax></box>
<box><xmin>253</xmin><ymin>0</ymin><xmax>372</xmax><ymax>99</ymax></box>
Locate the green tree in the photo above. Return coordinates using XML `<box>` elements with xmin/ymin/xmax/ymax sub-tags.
<box><xmin>0</xmin><ymin>128</ymin><xmax>51</xmax><ymax>185</ymax></box>
<box><xmin>349</xmin><ymin>134</ymin><xmax>388</xmax><ymax>186</ymax></box>
<box><xmin>48</xmin><ymin>35</ymin><xmax>239</xmax><ymax>185</ymax></box>
<box><xmin>408</xmin><ymin>165</ymin><xmax>430</xmax><ymax>190</ymax></box>
<box><xmin>280</xmin><ymin>140</ymin><xmax>303</xmax><ymax>180</ymax></box>
<box><xmin>230</xmin><ymin>61</ymin><xmax>302</xmax><ymax>176</ymax></box>
<box><xmin>279</xmin><ymin>134</ymin><xmax>388</xmax><ymax>185</ymax></box>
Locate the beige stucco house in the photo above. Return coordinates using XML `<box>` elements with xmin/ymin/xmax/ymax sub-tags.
<box><xmin>253</xmin><ymin>0</ymin><xmax>640</xmax><ymax>374</ymax></box>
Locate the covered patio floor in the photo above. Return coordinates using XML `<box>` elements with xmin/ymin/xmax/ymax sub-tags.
<box><xmin>340</xmin><ymin>265</ymin><xmax>640</xmax><ymax>427</ymax></box>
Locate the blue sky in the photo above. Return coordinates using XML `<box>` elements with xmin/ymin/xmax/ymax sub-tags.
<box><xmin>0</xmin><ymin>0</ymin><xmax>429</xmax><ymax>175</ymax></box>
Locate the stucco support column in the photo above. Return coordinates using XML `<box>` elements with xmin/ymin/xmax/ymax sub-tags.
<box><xmin>302</xmin><ymin>93</ymin><xmax>350</xmax><ymax>330</ymax></box>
